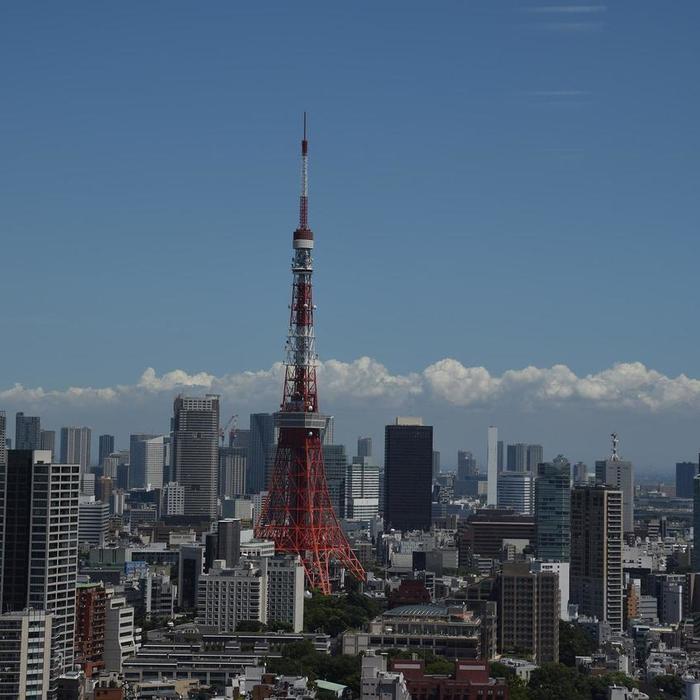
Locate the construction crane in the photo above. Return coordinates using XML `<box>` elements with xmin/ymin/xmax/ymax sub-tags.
<box><xmin>220</xmin><ymin>414</ymin><xmax>238</xmax><ymax>447</ymax></box>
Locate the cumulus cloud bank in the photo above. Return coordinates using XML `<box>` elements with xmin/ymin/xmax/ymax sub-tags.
<box><xmin>2</xmin><ymin>358</ymin><xmax>699</xmax><ymax>413</ymax></box>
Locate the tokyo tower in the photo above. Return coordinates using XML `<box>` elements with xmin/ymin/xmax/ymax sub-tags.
<box><xmin>254</xmin><ymin>115</ymin><xmax>366</xmax><ymax>594</ymax></box>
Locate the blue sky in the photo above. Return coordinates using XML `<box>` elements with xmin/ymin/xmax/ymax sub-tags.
<box><xmin>1</xmin><ymin>2</ymin><xmax>699</xmax><ymax>472</ymax></box>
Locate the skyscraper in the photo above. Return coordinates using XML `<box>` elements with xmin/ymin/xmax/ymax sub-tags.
<box><xmin>432</xmin><ymin>450</ymin><xmax>441</xmax><ymax>479</ymax></box>
<box><xmin>357</xmin><ymin>436</ymin><xmax>372</xmax><ymax>460</ymax></box>
<box><xmin>39</xmin><ymin>429</ymin><xmax>56</xmax><ymax>458</ymax></box>
<box><xmin>0</xmin><ymin>411</ymin><xmax>5</xmax><ymax>466</ymax></box>
<box><xmin>573</xmin><ymin>462</ymin><xmax>588</xmax><ymax>485</ymax></box>
<box><xmin>595</xmin><ymin>436</ymin><xmax>634</xmax><ymax>535</ymax></box>
<box><xmin>693</xmin><ymin>476</ymin><xmax>700</xmax><ymax>571</ymax></box>
<box><xmin>535</xmin><ymin>457</ymin><xmax>571</xmax><ymax>561</ymax></box>
<box><xmin>98</xmin><ymin>434</ymin><xmax>115</xmax><ymax>466</ymax></box>
<box><xmin>60</xmin><ymin>426</ymin><xmax>92</xmax><ymax>472</ymax></box>
<box><xmin>458</xmin><ymin>450</ymin><xmax>478</xmax><ymax>479</ymax></box>
<box><xmin>15</xmin><ymin>412</ymin><xmax>41</xmax><ymax>450</ymax></box>
<box><xmin>249</xmin><ymin>413</ymin><xmax>276</xmax><ymax>494</ymax></box>
<box><xmin>527</xmin><ymin>444</ymin><xmax>544</xmax><ymax>472</ymax></box>
<box><xmin>498</xmin><ymin>562</ymin><xmax>560</xmax><ymax>664</ymax></box>
<box><xmin>487</xmin><ymin>427</ymin><xmax>498</xmax><ymax>506</ymax></box>
<box><xmin>384</xmin><ymin>418</ymin><xmax>433</xmax><ymax>531</ymax></box>
<box><xmin>323</xmin><ymin>444</ymin><xmax>349</xmax><ymax>518</ymax></box>
<box><xmin>570</xmin><ymin>485</ymin><xmax>623</xmax><ymax>632</ymax></box>
<box><xmin>677</xmin><ymin>461</ymin><xmax>700</xmax><ymax>499</ymax></box>
<box><xmin>506</xmin><ymin>443</ymin><xmax>528</xmax><ymax>472</ymax></box>
<box><xmin>497</xmin><ymin>471</ymin><xmax>535</xmax><ymax>515</ymax></box>
<box><xmin>216</xmin><ymin>518</ymin><xmax>242</xmax><ymax>568</ymax></box>
<box><xmin>0</xmin><ymin>449</ymin><xmax>81</xmax><ymax>674</ymax></box>
<box><xmin>171</xmin><ymin>395</ymin><xmax>220</xmax><ymax>519</ymax></box>
<box><xmin>345</xmin><ymin>458</ymin><xmax>380</xmax><ymax>520</ymax></box>
<box><xmin>130</xmin><ymin>434</ymin><xmax>165</xmax><ymax>490</ymax></box>
<box><xmin>219</xmin><ymin>445</ymin><xmax>247</xmax><ymax>498</ymax></box>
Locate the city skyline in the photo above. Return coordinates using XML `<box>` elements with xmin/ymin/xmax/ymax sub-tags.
<box><xmin>1</xmin><ymin>3</ymin><xmax>698</xmax><ymax>474</ymax></box>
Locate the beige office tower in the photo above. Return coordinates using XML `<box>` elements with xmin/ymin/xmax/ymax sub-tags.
<box><xmin>570</xmin><ymin>485</ymin><xmax>623</xmax><ymax>632</ymax></box>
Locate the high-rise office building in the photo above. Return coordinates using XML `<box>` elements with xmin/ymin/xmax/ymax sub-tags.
<box><xmin>171</xmin><ymin>395</ymin><xmax>220</xmax><ymax>519</ymax></box>
<box><xmin>595</xmin><ymin>453</ymin><xmax>634</xmax><ymax>535</ymax></box>
<box><xmin>384</xmin><ymin>418</ymin><xmax>433</xmax><ymax>531</ymax></box>
<box><xmin>573</xmin><ymin>462</ymin><xmax>588</xmax><ymax>485</ymax></box>
<box><xmin>130</xmin><ymin>434</ymin><xmax>165</xmax><ymax>490</ymax></box>
<box><xmin>694</xmin><ymin>476</ymin><xmax>700</xmax><ymax>571</ymax></box>
<box><xmin>219</xmin><ymin>445</ymin><xmax>247</xmax><ymax>498</ymax></box>
<box><xmin>98</xmin><ymin>434</ymin><xmax>115</xmax><ymax>466</ymax></box>
<box><xmin>323</xmin><ymin>444</ymin><xmax>349</xmax><ymax>518</ymax></box>
<box><xmin>570</xmin><ymin>485</ymin><xmax>623</xmax><ymax>632</ymax></box>
<box><xmin>39</xmin><ymin>429</ymin><xmax>55</xmax><ymax>458</ymax></box>
<box><xmin>535</xmin><ymin>457</ymin><xmax>571</xmax><ymax>561</ymax></box>
<box><xmin>487</xmin><ymin>427</ymin><xmax>498</xmax><ymax>506</ymax></box>
<box><xmin>60</xmin><ymin>426</ymin><xmax>92</xmax><ymax>472</ymax></box>
<box><xmin>0</xmin><ymin>609</ymin><xmax>52</xmax><ymax>700</ymax></box>
<box><xmin>266</xmin><ymin>554</ymin><xmax>305</xmax><ymax>632</ymax></box>
<box><xmin>677</xmin><ymin>461</ymin><xmax>700</xmax><ymax>499</ymax></box>
<box><xmin>498</xmin><ymin>562</ymin><xmax>560</xmax><ymax>664</ymax></box>
<box><xmin>432</xmin><ymin>450</ymin><xmax>441</xmax><ymax>479</ymax></box>
<box><xmin>15</xmin><ymin>412</ymin><xmax>41</xmax><ymax>451</ymax></box>
<box><xmin>527</xmin><ymin>444</ymin><xmax>544</xmax><ymax>472</ymax></box>
<box><xmin>248</xmin><ymin>413</ymin><xmax>276</xmax><ymax>494</ymax></box>
<box><xmin>216</xmin><ymin>518</ymin><xmax>242</xmax><ymax>568</ymax></box>
<box><xmin>0</xmin><ymin>411</ymin><xmax>5</xmax><ymax>466</ymax></box>
<box><xmin>458</xmin><ymin>450</ymin><xmax>478</xmax><ymax>479</ymax></box>
<box><xmin>497</xmin><ymin>471</ymin><xmax>535</xmax><ymax>515</ymax></box>
<box><xmin>78</xmin><ymin>497</ymin><xmax>110</xmax><ymax>547</ymax></box>
<box><xmin>345</xmin><ymin>458</ymin><xmax>380</xmax><ymax>520</ymax></box>
<box><xmin>506</xmin><ymin>443</ymin><xmax>528</xmax><ymax>472</ymax></box>
<box><xmin>162</xmin><ymin>481</ymin><xmax>185</xmax><ymax>516</ymax></box>
<box><xmin>457</xmin><ymin>509</ymin><xmax>536</xmax><ymax>562</ymax></box>
<box><xmin>357</xmin><ymin>436</ymin><xmax>372</xmax><ymax>460</ymax></box>
<box><xmin>0</xmin><ymin>450</ymin><xmax>80</xmax><ymax>674</ymax></box>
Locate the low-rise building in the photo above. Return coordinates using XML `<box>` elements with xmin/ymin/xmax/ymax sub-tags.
<box><xmin>343</xmin><ymin>603</ymin><xmax>481</xmax><ymax>659</ymax></box>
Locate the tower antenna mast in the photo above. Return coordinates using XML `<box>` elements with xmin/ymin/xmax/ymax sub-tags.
<box><xmin>255</xmin><ymin>115</ymin><xmax>366</xmax><ymax>593</ymax></box>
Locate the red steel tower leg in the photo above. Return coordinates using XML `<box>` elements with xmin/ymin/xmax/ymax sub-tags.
<box><xmin>255</xmin><ymin>115</ymin><xmax>366</xmax><ymax>594</ymax></box>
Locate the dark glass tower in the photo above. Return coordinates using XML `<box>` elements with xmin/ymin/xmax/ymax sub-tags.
<box><xmin>384</xmin><ymin>419</ymin><xmax>433</xmax><ymax>531</ymax></box>
<box><xmin>535</xmin><ymin>456</ymin><xmax>571</xmax><ymax>561</ymax></box>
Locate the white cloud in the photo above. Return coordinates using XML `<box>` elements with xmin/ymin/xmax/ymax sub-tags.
<box><xmin>1</xmin><ymin>359</ymin><xmax>699</xmax><ymax>413</ymax></box>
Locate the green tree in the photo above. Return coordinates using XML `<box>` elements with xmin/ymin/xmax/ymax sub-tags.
<box><xmin>558</xmin><ymin>621</ymin><xmax>597</xmax><ymax>666</ymax></box>
<box><xmin>489</xmin><ymin>663</ymin><xmax>531</xmax><ymax>700</ymax></box>
<box><xmin>588</xmin><ymin>672</ymin><xmax>638</xmax><ymax>700</ymax></box>
<box><xmin>527</xmin><ymin>663</ymin><xmax>589</xmax><ymax>700</ymax></box>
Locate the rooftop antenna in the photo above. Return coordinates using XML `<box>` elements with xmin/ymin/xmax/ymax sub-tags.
<box><xmin>610</xmin><ymin>433</ymin><xmax>620</xmax><ymax>462</ymax></box>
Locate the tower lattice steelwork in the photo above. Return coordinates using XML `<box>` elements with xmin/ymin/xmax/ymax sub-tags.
<box><xmin>254</xmin><ymin>116</ymin><xmax>366</xmax><ymax>594</ymax></box>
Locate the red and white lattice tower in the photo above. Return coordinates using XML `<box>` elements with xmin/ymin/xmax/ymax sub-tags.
<box><xmin>254</xmin><ymin>115</ymin><xmax>366</xmax><ymax>594</ymax></box>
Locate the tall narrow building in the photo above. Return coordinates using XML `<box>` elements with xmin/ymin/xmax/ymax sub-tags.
<box><xmin>507</xmin><ymin>443</ymin><xmax>528</xmax><ymax>472</ymax></box>
<box><xmin>98</xmin><ymin>434</ymin><xmax>115</xmax><ymax>466</ymax></box>
<box><xmin>346</xmin><ymin>458</ymin><xmax>380</xmax><ymax>520</ymax></box>
<box><xmin>498</xmin><ymin>562</ymin><xmax>560</xmax><ymax>664</ymax></box>
<box><xmin>527</xmin><ymin>444</ymin><xmax>544</xmax><ymax>472</ymax></box>
<box><xmin>130</xmin><ymin>434</ymin><xmax>165</xmax><ymax>490</ymax></box>
<box><xmin>0</xmin><ymin>411</ymin><xmax>5</xmax><ymax>466</ymax></box>
<box><xmin>487</xmin><ymin>426</ymin><xmax>498</xmax><ymax>506</ymax></box>
<box><xmin>357</xmin><ymin>437</ymin><xmax>372</xmax><ymax>460</ymax></box>
<box><xmin>595</xmin><ymin>435</ymin><xmax>634</xmax><ymax>536</ymax></box>
<box><xmin>171</xmin><ymin>395</ymin><xmax>220</xmax><ymax>519</ymax></box>
<box><xmin>249</xmin><ymin>413</ymin><xmax>276</xmax><ymax>494</ymax></box>
<box><xmin>384</xmin><ymin>418</ymin><xmax>433</xmax><ymax>532</ymax></box>
<box><xmin>535</xmin><ymin>457</ymin><xmax>571</xmax><ymax>561</ymax></box>
<box><xmin>39</xmin><ymin>429</ymin><xmax>56</xmax><ymax>458</ymax></box>
<box><xmin>570</xmin><ymin>485</ymin><xmax>623</xmax><ymax>632</ymax></box>
<box><xmin>60</xmin><ymin>426</ymin><xmax>92</xmax><ymax>472</ymax></box>
<box><xmin>323</xmin><ymin>443</ymin><xmax>349</xmax><ymax>518</ymax></box>
<box><xmin>15</xmin><ymin>412</ymin><xmax>41</xmax><ymax>450</ymax></box>
<box><xmin>0</xmin><ymin>449</ymin><xmax>81</xmax><ymax>675</ymax></box>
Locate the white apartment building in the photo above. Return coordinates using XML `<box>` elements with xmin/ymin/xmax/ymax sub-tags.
<box><xmin>0</xmin><ymin>609</ymin><xmax>52</xmax><ymax>700</ymax></box>
<box><xmin>104</xmin><ymin>594</ymin><xmax>140</xmax><ymax>672</ymax></box>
